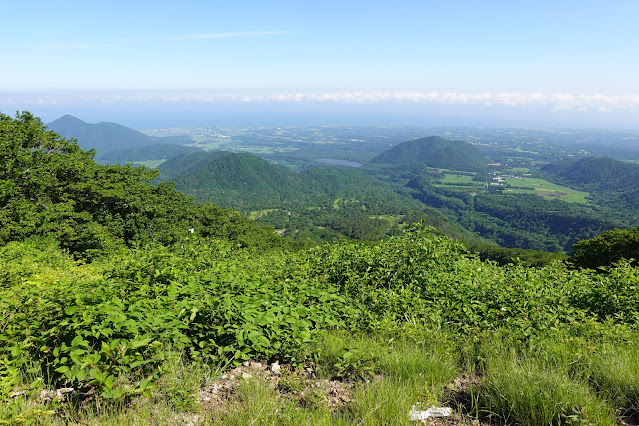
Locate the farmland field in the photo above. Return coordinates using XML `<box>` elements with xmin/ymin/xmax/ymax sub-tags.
<box><xmin>503</xmin><ymin>177</ymin><xmax>590</xmax><ymax>204</ymax></box>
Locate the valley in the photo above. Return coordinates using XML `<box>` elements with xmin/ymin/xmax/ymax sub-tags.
<box><xmin>130</xmin><ymin>125</ymin><xmax>637</xmax><ymax>256</ymax></box>
<box><xmin>5</xmin><ymin>2</ymin><xmax>639</xmax><ymax>423</ymax></box>
<box><xmin>3</xmin><ymin>112</ymin><xmax>639</xmax><ymax>425</ymax></box>
<box><xmin>46</xmin><ymin>116</ymin><xmax>639</xmax><ymax>258</ymax></box>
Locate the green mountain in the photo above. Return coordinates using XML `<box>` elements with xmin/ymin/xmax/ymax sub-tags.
<box><xmin>96</xmin><ymin>144</ymin><xmax>203</xmax><ymax>164</ymax></box>
<box><xmin>158</xmin><ymin>151</ymin><xmax>234</xmax><ymax>180</ymax></box>
<box><xmin>541</xmin><ymin>157</ymin><xmax>639</xmax><ymax>190</ymax></box>
<box><xmin>370</xmin><ymin>136</ymin><xmax>486</xmax><ymax>171</ymax></box>
<box><xmin>47</xmin><ymin>115</ymin><xmax>156</xmax><ymax>152</ymax></box>
<box><xmin>540</xmin><ymin>157</ymin><xmax>639</xmax><ymax>223</ymax></box>
<box><xmin>168</xmin><ymin>152</ymin><xmax>426</xmax><ymax>211</ymax></box>
<box><xmin>1</xmin><ymin>112</ymin><xmax>285</xmax><ymax>257</ymax></box>
<box><xmin>46</xmin><ymin>115</ymin><xmax>191</xmax><ymax>154</ymax></box>
<box><xmin>172</xmin><ymin>153</ymin><xmax>305</xmax><ymax>209</ymax></box>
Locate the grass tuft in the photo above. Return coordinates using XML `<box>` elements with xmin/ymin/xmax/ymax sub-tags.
<box><xmin>481</xmin><ymin>356</ymin><xmax>615</xmax><ymax>425</ymax></box>
<box><xmin>346</xmin><ymin>377</ymin><xmax>419</xmax><ymax>425</ymax></box>
<box><xmin>590</xmin><ymin>346</ymin><xmax>639</xmax><ymax>418</ymax></box>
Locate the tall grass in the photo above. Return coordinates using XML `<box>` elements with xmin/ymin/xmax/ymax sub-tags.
<box><xmin>590</xmin><ymin>345</ymin><xmax>639</xmax><ymax>418</ymax></box>
<box><xmin>346</xmin><ymin>377</ymin><xmax>419</xmax><ymax>425</ymax></box>
<box><xmin>480</xmin><ymin>355</ymin><xmax>616</xmax><ymax>425</ymax></box>
<box><xmin>315</xmin><ymin>331</ymin><xmax>458</xmax><ymax>401</ymax></box>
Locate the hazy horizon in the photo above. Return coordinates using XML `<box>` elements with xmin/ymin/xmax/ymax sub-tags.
<box><xmin>2</xmin><ymin>1</ymin><xmax>638</xmax><ymax>130</ymax></box>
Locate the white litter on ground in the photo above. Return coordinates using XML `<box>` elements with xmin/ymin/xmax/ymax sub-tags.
<box><xmin>408</xmin><ymin>406</ymin><xmax>453</xmax><ymax>421</ymax></box>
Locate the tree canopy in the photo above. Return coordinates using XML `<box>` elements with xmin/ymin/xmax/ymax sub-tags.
<box><xmin>569</xmin><ymin>228</ymin><xmax>639</xmax><ymax>269</ymax></box>
<box><xmin>0</xmin><ymin>112</ymin><xmax>284</xmax><ymax>257</ymax></box>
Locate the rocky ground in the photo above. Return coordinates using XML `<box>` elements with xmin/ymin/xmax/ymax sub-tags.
<box><xmin>189</xmin><ymin>361</ymin><xmax>487</xmax><ymax>425</ymax></box>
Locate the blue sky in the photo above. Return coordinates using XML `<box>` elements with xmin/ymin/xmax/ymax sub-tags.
<box><xmin>1</xmin><ymin>0</ymin><xmax>638</xmax><ymax>128</ymax></box>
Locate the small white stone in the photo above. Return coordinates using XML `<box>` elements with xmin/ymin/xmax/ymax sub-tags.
<box><xmin>409</xmin><ymin>406</ymin><xmax>452</xmax><ymax>421</ymax></box>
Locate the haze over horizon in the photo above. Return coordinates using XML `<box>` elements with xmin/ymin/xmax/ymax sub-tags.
<box><xmin>2</xmin><ymin>0</ymin><xmax>638</xmax><ymax>129</ymax></box>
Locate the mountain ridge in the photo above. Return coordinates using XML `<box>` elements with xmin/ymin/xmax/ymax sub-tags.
<box><xmin>46</xmin><ymin>114</ymin><xmax>190</xmax><ymax>154</ymax></box>
<box><xmin>370</xmin><ymin>135</ymin><xmax>486</xmax><ymax>171</ymax></box>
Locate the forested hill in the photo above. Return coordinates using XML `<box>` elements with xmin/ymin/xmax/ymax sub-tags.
<box><xmin>540</xmin><ymin>157</ymin><xmax>639</xmax><ymax>222</ymax></box>
<box><xmin>158</xmin><ymin>150</ymin><xmax>234</xmax><ymax>180</ymax></box>
<box><xmin>541</xmin><ymin>156</ymin><xmax>639</xmax><ymax>189</ymax></box>
<box><xmin>167</xmin><ymin>151</ymin><xmax>422</xmax><ymax>211</ymax></box>
<box><xmin>0</xmin><ymin>112</ymin><xmax>286</xmax><ymax>257</ymax></box>
<box><xmin>370</xmin><ymin>136</ymin><xmax>486</xmax><ymax>171</ymax></box>
<box><xmin>46</xmin><ymin>115</ymin><xmax>190</xmax><ymax>154</ymax></box>
<box><xmin>172</xmin><ymin>153</ymin><xmax>306</xmax><ymax>209</ymax></box>
<box><xmin>96</xmin><ymin>143</ymin><xmax>203</xmax><ymax>164</ymax></box>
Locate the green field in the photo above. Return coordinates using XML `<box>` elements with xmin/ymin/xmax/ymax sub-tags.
<box><xmin>440</xmin><ymin>174</ymin><xmax>474</xmax><ymax>184</ymax></box>
<box><xmin>508</xmin><ymin>147</ymin><xmax>541</xmax><ymax>155</ymax></box>
<box><xmin>430</xmin><ymin>170</ymin><xmax>591</xmax><ymax>204</ymax></box>
<box><xmin>431</xmin><ymin>171</ymin><xmax>484</xmax><ymax>189</ymax></box>
<box><xmin>503</xmin><ymin>177</ymin><xmax>590</xmax><ymax>204</ymax></box>
<box><xmin>505</xmin><ymin>167</ymin><xmax>530</xmax><ymax>173</ymax></box>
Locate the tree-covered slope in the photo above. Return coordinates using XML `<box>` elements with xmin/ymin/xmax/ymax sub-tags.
<box><xmin>158</xmin><ymin>150</ymin><xmax>233</xmax><ymax>180</ymax></box>
<box><xmin>569</xmin><ymin>227</ymin><xmax>639</xmax><ymax>269</ymax></box>
<box><xmin>162</xmin><ymin>152</ymin><xmax>474</xmax><ymax>243</ymax></box>
<box><xmin>46</xmin><ymin>114</ymin><xmax>158</xmax><ymax>153</ymax></box>
<box><xmin>96</xmin><ymin>143</ymin><xmax>203</xmax><ymax>164</ymax></box>
<box><xmin>172</xmin><ymin>153</ymin><xmax>306</xmax><ymax>209</ymax></box>
<box><xmin>408</xmin><ymin>183</ymin><xmax>621</xmax><ymax>252</ymax></box>
<box><xmin>540</xmin><ymin>156</ymin><xmax>639</xmax><ymax>223</ymax></box>
<box><xmin>370</xmin><ymin>136</ymin><xmax>486</xmax><ymax>171</ymax></box>
<box><xmin>541</xmin><ymin>156</ymin><xmax>639</xmax><ymax>190</ymax></box>
<box><xmin>0</xmin><ymin>112</ymin><xmax>285</xmax><ymax>257</ymax></box>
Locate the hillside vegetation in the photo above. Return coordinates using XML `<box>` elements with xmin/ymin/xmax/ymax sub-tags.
<box><xmin>46</xmin><ymin>115</ymin><xmax>190</xmax><ymax>155</ymax></box>
<box><xmin>0</xmin><ymin>112</ymin><xmax>285</xmax><ymax>257</ymax></box>
<box><xmin>172</xmin><ymin>153</ymin><xmax>305</xmax><ymax>209</ymax></box>
<box><xmin>370</xmin><ymin>136</ymin><xmax>486</xmax><ymax>171</ymax></box>
<box><xmin>162</xmin><ymin>151</ymin><xmax>475</xmax><ymax>245</ymax></box>
<box><xmin>3</xmin><ymin>112</ymin><xmax>639</xmax><ymax>425</ymax></box>
<box><xmin>541</xmin><ymin>156</ymin><xmax>639</xmax><ymax>223</ymax></box>
<box><xmin>96</xmin><ymin>144</ymin><xmax>203</xmax><ymax>164</ymax></box>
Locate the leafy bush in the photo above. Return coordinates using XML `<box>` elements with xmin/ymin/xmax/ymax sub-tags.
<box><xmin>2</xmin><ymin>224</ymin><xmax>639</xmax><ymax>409</ymax></box>
<box><xmin>570</xmin><ymin>228</ymin><xmax>639</xmax><ymax>269</ymax></box>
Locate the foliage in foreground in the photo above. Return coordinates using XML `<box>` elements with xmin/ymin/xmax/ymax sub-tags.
<box><xmin>0</xmin><ymin>111</ymin><xmax>285</xmax><ymax>257</ymax></box>
<box><xmin>5</xmin><ymin>112</ymin><xmax>639</xmax><ymax>424</ymax></box>
<box><xmin>569</xmin><ymin>227</ymin><xmax>639</xmax><ymax>270</ymax></box>
<box><xmin>2</xmin><ymin>226</ymin><xmax>639</xmax><ymax>407</ymax></box>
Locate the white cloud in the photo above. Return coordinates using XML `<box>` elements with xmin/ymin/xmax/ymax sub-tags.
<box><xmin>171</xmin><ymin>92</ymin><xmax>639</xmax><ymax>113</ymax></box>
<box><xmin>5</xmin><ymin>91</ymin><xmax>639</xmax><ymax>114</ymax></box>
